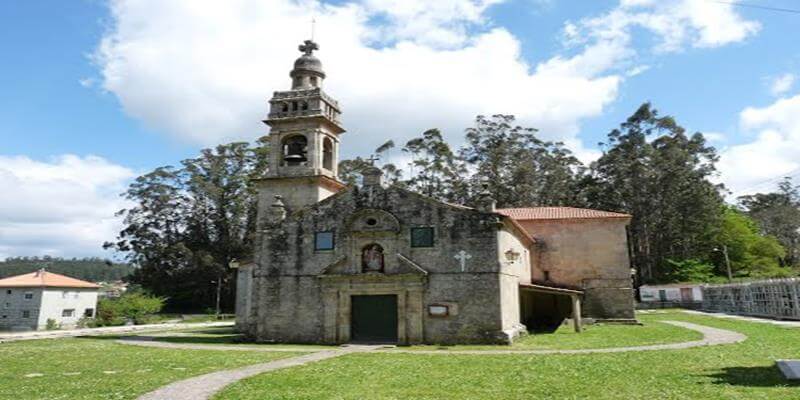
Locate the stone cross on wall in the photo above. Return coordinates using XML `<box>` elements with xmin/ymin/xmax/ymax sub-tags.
<box><xmin>454</xmin><ymin>250</ymin><xmax>472</xmax><ymax>272</ymax></box>
<box><xmin>299</xmin><ymin>39</ymin><xmax>319</xmax><ymax>55</ymax></box>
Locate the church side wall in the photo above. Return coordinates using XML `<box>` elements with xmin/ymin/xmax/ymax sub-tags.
<box><xmin>518</xmin><ymin>219</ymin><xmax>635</xmax><ymax>319</ymax></box>
<box><xmin>496</xmin><ymin>227</ymin><xmax>531</xmax><ymax>336</ymax></box>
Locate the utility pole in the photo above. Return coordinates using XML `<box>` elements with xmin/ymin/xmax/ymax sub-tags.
<box><xmin>722</xmin><ymin>245</ymin><xmax>733</xmax><ymax>282</ymax></box>
<box><xmin>215</xmin><ymin>275</ymin><xmax>222</xmax><ymax>317</ymax></box>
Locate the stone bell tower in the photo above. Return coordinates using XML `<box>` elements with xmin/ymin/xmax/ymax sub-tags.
<box><xmin>257</xmin><ymin>39</ymin><xmax>346</xmax><ymax>214</ymax></box>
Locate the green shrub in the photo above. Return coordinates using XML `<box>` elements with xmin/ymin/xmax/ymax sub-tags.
<box><xmin>45</xmin><ymin>318</ymin><xmax>60</xmax><ymax>330</ymax></box>
<box><xmin>96</xmin><ymin>292</ymin><xmax>166</xmax><ymax>326</ymax></box>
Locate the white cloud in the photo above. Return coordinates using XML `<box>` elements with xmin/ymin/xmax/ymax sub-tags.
<box><xmin>361</xmin><ymin>0</ymin><xmax>503</xmax><ymax>48</ymax></box>
<box><xmin>769</xmin><ymin>73</ymin><xmax>796</xmax><ymax>97</ymax></box>
<box><xmin>571</xmin><ymin>0</ymin><xmax>760</xmax><ymax>54</ymax></box>
<box><xmin>718</xmin><ymin>94</ymin><xmax>800</xmax><ymax>197</ymax></box>
<box><xmin>93</xmin><ymin>0</ymin><xmax>630</xmax><ymax>161</ymax></box>
<box><xmin>0</xmin><ymin>155</ymin><xmax>134</xmax><ymax>259</ymax></box>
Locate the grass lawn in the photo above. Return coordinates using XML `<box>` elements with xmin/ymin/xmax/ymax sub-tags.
<box><xmin>398</xmin><ymin>316</ymin><xmax>702</xmax><ymax>351</ymax></box>
<box><xmin>216</xmin><ymin>312</ymin><xmax>800</xmax><ymax>400</ymax></box>
<box><xmin>0</xmin><ymin>336</ymin><xmax>302</xmax><ymax>400</ymax></box>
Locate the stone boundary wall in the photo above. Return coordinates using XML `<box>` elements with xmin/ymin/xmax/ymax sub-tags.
<box><xmin>701</xmin><ymin>278</ymin><xmax>800</xmax><ymax>321</ymax></box>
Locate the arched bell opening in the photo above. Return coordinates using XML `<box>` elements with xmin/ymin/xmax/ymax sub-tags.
<box><xmin>323</xmin><ymin>137</ymin><xmax>334</xmax><ymax>171</ymax></box>
<box><xmin>282</xmin><ymin>135</ymin><xmax>308</xmax><ymax>166</ymax></box>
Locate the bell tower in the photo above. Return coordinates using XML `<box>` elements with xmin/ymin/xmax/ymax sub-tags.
<box><xmin>257</xmin><ymin>39</ymin><xmax>346</xmax><ymax>213</ymax></box>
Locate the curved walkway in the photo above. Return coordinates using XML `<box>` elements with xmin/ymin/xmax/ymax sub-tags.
<box><xmin>117</xmin><ymin>336</ymin><xmax>314</xmax><ymax>352</ymax></box>
<box><xmin>126</xmin><ymin>320</ymin><xmax>746</xmax><ymax>400</ymax></box>
<box><xmin>382</xmin><ymin>321</ymin><xmax>747</xmax><ymax>355</ymax></box>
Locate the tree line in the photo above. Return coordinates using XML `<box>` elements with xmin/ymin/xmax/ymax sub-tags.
<box><xmin>0</xmin><ymin>256</ymin><xmax>134</xmax><ymax>282</ymax></box>
<box><xmin>106</xmin><ymin>102</ymin><xmax>800</xmax><ymax>311</ymax></box>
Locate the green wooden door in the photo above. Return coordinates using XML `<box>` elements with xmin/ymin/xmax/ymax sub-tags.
<box><xmin>351</xmin><ymin>295</ymin><xmax>398</xmax><ymax>343</ymax></box>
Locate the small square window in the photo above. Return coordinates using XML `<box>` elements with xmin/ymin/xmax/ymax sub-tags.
<box><xmin>410</xmin><ymin>227</ymin><xmax>435</xmax><ymax>248</ymax></box>
<box><xmin>84</xmin><ymin>308</ymin><xmax>95</xmax><ymax>318</ymax></box>
<box><xmin>315</xmin><ymin>232</ymin><xmax>334</xmax><ymax>250</ymax></box>
<box><xmin>62</xmin><ymin>309</ymin><xmax>75</xmax><ymax>318</ymax></box>
<box><xmin>5</xmin><ymin>290</ymin><xmax>11</xmax><ymax>295</ymax></box>
<box><xmin>4</xmin><ymin>303</ymin><xmax>9</xmax><ymax>309</ymax></box>
<box><xmin>22</xmin><ymin>310</ymin><xmax>30</xmax><ymax>318</ymax></box>
<box><xmin>24</xmin><ymin>292</ymin><xmax>33</xmax><ymax>300</ymax></box>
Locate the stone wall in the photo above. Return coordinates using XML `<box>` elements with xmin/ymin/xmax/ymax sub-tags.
<box><xmin>516</xmin><ymin>218</ymin><xmax>635</xmax><ymax>320</ymax></box>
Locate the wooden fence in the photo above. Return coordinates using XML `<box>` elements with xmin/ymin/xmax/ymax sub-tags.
<box><xmin>701</xmin><ymin>278</ymin><xmax>800</xmax><ymax>321</ymax></box>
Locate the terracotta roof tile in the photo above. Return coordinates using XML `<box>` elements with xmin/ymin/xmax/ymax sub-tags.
<box><xmin>496</xmin><ymin>207</ymin><xmax>631</xmax><ymax>221</ymax></box>
<box><xmin>0</xmin><ymin>270</ymin><xmax>100</xmax><ymax>289</ymax></box>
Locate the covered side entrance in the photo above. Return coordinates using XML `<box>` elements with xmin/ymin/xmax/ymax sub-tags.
<box><xmin>350</xmin><ymin>295</ymin><xmax>398</xmax><ymax>343</ymax></box>
<box><xmin>519</xmin><ymin>283</ymin><xmax>584</xmax><ymax>333</ymax></box>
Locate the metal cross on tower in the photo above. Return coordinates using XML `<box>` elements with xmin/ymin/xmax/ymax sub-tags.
<box><xmin>367</xmin><ymin>154</ymin><xmax>380</xmax><ymax>165</ymax></box>
<box><xmin>299</xmin><ymin>39</ymin><xmax>319</xmax><ymax>55</ymax></box>
<box><xmin>454</xmin><ymin>250</ymin><xmax>472</xmax><ymax>272</ymax></box>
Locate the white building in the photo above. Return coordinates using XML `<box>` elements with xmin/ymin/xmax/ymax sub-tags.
<box><xmin>640</xmin><ymin>283</ymin><xmax>704</xmax><ymax>303</ymax></box>
<box><xmin>0</xmin><ymin>269</ymin><xmax>100</xmax><ymax>331</ymax></box>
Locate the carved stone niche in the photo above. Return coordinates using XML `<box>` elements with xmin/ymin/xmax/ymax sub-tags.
<box><xmin>346</xmin><ymin>209</ymin><xmax>401</xmax><ymax>235</ymax></box>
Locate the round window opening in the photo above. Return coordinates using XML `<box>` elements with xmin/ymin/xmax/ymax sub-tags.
<box><xmin>366</xmin><ymin>218</ymin><xmax>378</xmax><ymax>226</ymax></box>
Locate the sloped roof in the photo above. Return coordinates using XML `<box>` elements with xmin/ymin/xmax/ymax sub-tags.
<box><xmin>496</xmin><ymin>207</ymin><xmax>631</xmax><ymax>221</ymax></box>
<box><xmin>0</xmin><ymin>270</ymin><xmax>100</xmax><ymax>289</ymax></box>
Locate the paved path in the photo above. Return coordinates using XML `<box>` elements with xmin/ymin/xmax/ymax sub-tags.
<box><xmin>382</xmin><ymin>321</ymin><xmax>746</xmax><ymax>355</ymax></box>
<box><xmin>0</xmin><ymin>321</ymin><xmax>234</xmax><ymax>343</ymax></box>
<box><xmin>136</xmin><ymin>345</ymin><xmax>383</xmax><ymax>400</ymax></box>
<box><xmin>118</xmin><ymin>320</ymin><xmax>745</xmax><ymax>356</ymax></box>
<box><xmin>118</xmin><ymin>335</ymin><xmax>315</xmax><ymax>352</ymax></box>
<box><xmin>681</xmin><ymin>309</ymin><xmax>800</xmax><ymax>328</ymax></box>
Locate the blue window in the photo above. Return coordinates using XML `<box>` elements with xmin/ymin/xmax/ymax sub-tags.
<box><xmin>315</xmin><ymin>232</ymin><xmax>334</xmax><ymax>250</ymax></box>
<box><xmin>410</xmin><ymin>227</ymin><xmax>435</xmax><ymax>248</ymax></box>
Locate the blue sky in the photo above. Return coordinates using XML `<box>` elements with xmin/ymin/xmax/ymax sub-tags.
<box><xmin>1</xmin><ymin>0</ymin><xmax>799</xmax><ymax>259</ymax></box>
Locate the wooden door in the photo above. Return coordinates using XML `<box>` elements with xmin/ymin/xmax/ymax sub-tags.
<box><xmin>351</xmin><ymin>295</ymin><xmax>398</xmax><ymax>343</ymax></box>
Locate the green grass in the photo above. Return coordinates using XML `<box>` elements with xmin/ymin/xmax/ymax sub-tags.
<box><xmin>0</xmin><ymin>337</ymin><xmax>301</xmax><ymax>400</ymax></box>
<box><xmin>216</xmin><ymin>312</ymin><xmax>800</xmax><ymax>400</ymax></box>
<box><xmin>399</xmin><ymin>317</ymin><xmax>702</xmax><ymax>351</ymax></box>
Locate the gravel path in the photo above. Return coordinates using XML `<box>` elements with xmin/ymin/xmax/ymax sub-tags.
<box><xmin>380</xmin><ymin>321</ymin><xmax>747</xmax><ymax>355</ymax></box>
<box><xmin>0</xmin><ymin>321</ymin><xmax>234</xmax><ymax>343</ymax></box>
<box><xmin>681</xmin><ymin>309</ymin><xmax>800</xmax><ymax>328</ymax></box>
<box><xmin>136</xmin><ymin>345</ymin><xmax>383</xmax><ymax>400</ymax></box>
<box><xmin>117</xmin><ymin>336</ymin><xmax>317</xmax><ymax>352</ymax></box>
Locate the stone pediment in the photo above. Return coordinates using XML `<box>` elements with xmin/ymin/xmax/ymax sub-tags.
<box><xmin>346</xmin><ymin>209</ymin><xmax>400</xmax><ymax>233</ymax></box>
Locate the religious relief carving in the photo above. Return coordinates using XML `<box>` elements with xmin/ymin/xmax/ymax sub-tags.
<box><xmin>362</xmin><ymin>243</ymin><xmax>385</xmax><ymax>272</ymax></box>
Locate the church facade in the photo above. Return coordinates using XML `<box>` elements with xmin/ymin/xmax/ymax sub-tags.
<box><xmin>235</xmin><ymin>40</ymin><xmax>635</xmax><ymax>345</ymax></box>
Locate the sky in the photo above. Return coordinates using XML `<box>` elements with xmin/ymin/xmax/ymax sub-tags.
<box><xmin>1</xmin><ymin>0</ymin><xmax>799</xmax><ymax>260</ymax></box>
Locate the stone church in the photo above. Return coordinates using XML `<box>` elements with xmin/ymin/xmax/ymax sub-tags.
<box><xmin>235</xmin><ymin>40</ymin><xmax>635</xmax><ymax>345</ymax></box>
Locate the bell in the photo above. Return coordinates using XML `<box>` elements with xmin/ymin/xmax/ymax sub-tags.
<box><xmin>284</xmin><ymin>153</ymin><xmax>306</xmax><ymax>163</ymax></box>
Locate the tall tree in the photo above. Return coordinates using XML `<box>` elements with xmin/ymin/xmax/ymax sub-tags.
<box><xmin>105</xmin><ymin>142</ymin><xmax>266</xmax><ymax>312</ymax></box>
<box><xmin>402</xmin><ymin>129</ymin><xmax>468</xmax><ymax>203</ymax></box>
<box><xmin>460</xmin><ymin>115</ymin><xmax>585</xmax><ymax>208</ymax></box>
<box><xmin>714</xmin><ymin>206</ymin><xmax>787</xmax><ymax>278</ymax></box>
<box><xmin>738</xmin><ymin>177</ymin><xmax>800</xmax><ymax>267</ymax></box>
<box><xmin>586</xmin><ymin>103</ymin><xmax>725</xmax><ymax>283</ymax></box>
